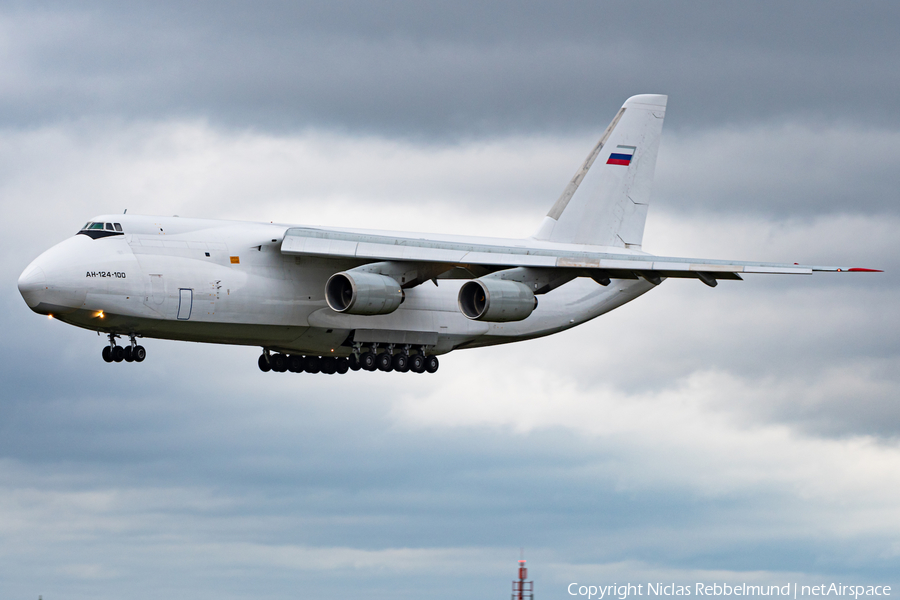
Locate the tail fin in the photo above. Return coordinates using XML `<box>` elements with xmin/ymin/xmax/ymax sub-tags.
<box><xmin>533</xmin><ymin>94</ymin><xmax>667</xmax><ymax>249</ymax></box>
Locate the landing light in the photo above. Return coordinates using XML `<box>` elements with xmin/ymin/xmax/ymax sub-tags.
<box><xmin>96</xmin><ymin>311</ymin><xmax>104</xmax><ymax>319</ymax></box>
<box><xmin>48</xmin><ymin>314</ymin><xmax>53</xmax><ymax>319</ymax></box>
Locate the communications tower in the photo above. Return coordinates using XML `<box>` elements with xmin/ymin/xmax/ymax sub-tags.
<box><xmin>511</xmin><ymin>557</ymin><xmax>534</xmax><ymax>600</ymax></box>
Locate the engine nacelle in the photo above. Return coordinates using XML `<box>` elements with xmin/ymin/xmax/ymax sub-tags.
<box><xmin>325</xmin><ymin>271</ymin><xmax>403</xmax><ymax>315</ymax></box>
<box><xmin>458</xmin><ymin>278</ymin><xmax>537</xmax><ymax>322</ymax></box>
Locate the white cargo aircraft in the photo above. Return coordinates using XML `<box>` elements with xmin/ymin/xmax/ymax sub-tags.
<box><xmin>17</xmin><ymin>95</ymin><xmax>879</xmax><ymax>374</ymax></box>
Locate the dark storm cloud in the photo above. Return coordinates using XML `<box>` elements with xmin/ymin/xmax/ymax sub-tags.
<box><xmin>2</xmin><ymin>1</ymin><xmax>900</xmax><ymax>136</ymax></box>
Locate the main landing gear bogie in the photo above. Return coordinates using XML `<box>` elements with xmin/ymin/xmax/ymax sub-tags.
<box><xmin>102</xmin><ymin>333</ymin><xmax>146</xmax><ymax>364</ymax></box>
<box><xmin>258</xmin><ymin>346</ymin><xmax>439</xmax><ymax>375</ymax></box>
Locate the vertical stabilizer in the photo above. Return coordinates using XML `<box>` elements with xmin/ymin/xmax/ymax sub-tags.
<box><xmin>533</xmin><ymin>94</ymin><xmax>667</xmax><ymax>248</ymax></box>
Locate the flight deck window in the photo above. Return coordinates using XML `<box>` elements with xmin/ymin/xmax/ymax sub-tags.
<box><xmin>78</xmin><ymin>221</ymin><xmax>125</xmax><ymax>238</ymax></box>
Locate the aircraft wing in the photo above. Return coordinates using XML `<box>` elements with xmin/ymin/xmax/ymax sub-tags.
<box><xmin>281</xmin><ymin>227</ymin><xmax>879</xmax><ymax>287</ymax></box>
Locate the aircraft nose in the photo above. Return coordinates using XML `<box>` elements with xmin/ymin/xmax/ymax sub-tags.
<box><xmin>17</xmin><ymin>263</ymin><xmax>47</xmax><ymax>308</ymax></box>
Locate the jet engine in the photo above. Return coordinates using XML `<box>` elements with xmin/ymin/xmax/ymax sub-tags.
<box><xmin>457</xmin><ymin>278</ymin><xmax>537</xmax><ymax>322</ymax></box>
<box><xmin>325</xmin><ymin>271</ymin><xmax>403</xmax><ymax>315</ymax></box>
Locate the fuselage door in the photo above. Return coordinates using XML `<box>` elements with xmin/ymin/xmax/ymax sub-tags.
<box><xmin>177</xmin><ymin>288</ymin><xmax>193</xmax><ymax>320</ymax></box>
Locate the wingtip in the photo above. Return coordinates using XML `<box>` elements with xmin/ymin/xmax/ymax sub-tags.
<box><xmin>846</xmin><ymin>268</ymin><xmax>883</xmax><ymax>272</ymax></box>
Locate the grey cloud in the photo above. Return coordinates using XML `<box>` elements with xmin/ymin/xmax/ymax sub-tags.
<box><xmin>654</xmin><ymin>126</ymin><xmax>900</xmax><ymax>218</ymax></box>
<box><xmin>2</xmin><ymin>1</ymin><xmax>900</xmax><ymax>137</ymax></box>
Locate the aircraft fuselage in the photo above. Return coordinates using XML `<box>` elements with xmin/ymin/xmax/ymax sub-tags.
<box><xmin>18</xmin><ymin>214</ymin><xmax>654</xmax><ymax>360</ymax></box>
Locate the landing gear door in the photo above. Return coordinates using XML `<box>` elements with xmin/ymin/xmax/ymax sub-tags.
<box><xmin>177</xmin><ymin>288</ymin><xmax>193</xmax><ymax>320</ymax></box>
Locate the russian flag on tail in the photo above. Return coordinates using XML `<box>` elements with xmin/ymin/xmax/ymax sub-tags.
<box><xmin>607</xmin><ymin>145</ymin><xmax>636</xmax><ymax>166</ymax></box>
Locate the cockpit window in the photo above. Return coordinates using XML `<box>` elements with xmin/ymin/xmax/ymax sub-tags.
<box><xmin>78</xmin><ymin>221</ymin><xmax>125</xmax><ymax>238</ymax></box>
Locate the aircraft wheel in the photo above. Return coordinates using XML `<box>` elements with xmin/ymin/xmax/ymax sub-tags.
<box><xmin>425</xmin><ymin>355</ymin><xmax>439</xmax><ymax>373</ymax></box>
<box><xmin>336</xmin><ymin>358</ymin><xmax>350</xmax><ymax>374</ymax></box>
<box><xmin>360</xmin><ymin>352</ymin><xmax>377</xmax><ymax>371</ymax></box>
<box><xmin>133</xmin><ymin>346</ymin><xmax>146</xmax><ymax>362</ymax></box>
<box><xmin>112</xmin><ymin>346</ymin><xmax>125</xmax><ymax>363</ymax></box>
<box><xmin>271</xmin><ymin>353</ymin><xmax>288</xmax><ymax>372</ymax></box>
<box><xmin>305</xmin><ymin>356</ymin><xmax>321</xmax><ymax>374</ymax></box>
<box><xmin>102</xmin><ymin>346</ymin><xmax>113</xmax><ymax>363</ymax></box>
<box><xmin>410</xmin><ymin>354</ymin><xmax>426</xmax><ymax>373</ymax></box>
<box><xmin>376</xmin><ymin>352</ymin><xmax>393</xmax><ymax>372</ymax></box>
<box><xmin>258</xmin><ymin>354</ymin><xmax>271</xmax><ymax>372</ymax></box>
<box><xmin>392</xmin><ymin>353</ymin><xmax>409</xmax><ymax>372</ymax></box>
<box><xmin>348</xmin><ymin>354</ymin><xmax>361</xmax><ymax>371</ymax></box>
<box><xmin>321</xmin><ymin>357</ymin><xmax>337</xmax><ymax>374</ymax></box>
<box><xmin>123</xmin><ymin>346</ymin><xmax>134</xmax><ymax>362</ymax></box>
<box><xmin>287</xmin><ymin>355</ymin><xmax>304</xmax><ymax>373</ymax></box>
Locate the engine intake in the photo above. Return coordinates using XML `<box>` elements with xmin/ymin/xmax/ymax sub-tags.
<box><xmin>458</xmin><ymin>279</ymin><xmax>536</xmax><ymax>322</ymax></box>
<box><xmin>325</xmin><ymin>271</ymin><xmax>403</xmax><ymax>315</ymax></box>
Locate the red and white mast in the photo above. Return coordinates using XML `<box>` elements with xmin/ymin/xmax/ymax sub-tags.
<box><xmin>511</xmin><ymin>557</ymin><xmax>534</xmax><ymax>600</ymax></box>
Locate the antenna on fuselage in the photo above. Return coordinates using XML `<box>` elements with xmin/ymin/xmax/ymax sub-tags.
<box><xmin>123</xmin><ymin>209</ymin><xmax>127</xmax><ymax>214</ymax></box>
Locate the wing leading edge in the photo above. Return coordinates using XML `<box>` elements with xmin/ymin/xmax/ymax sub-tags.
<box><xmin>281</xmin><ymin>227</ymin><xmax>879</xmax><ymax>288</ymax></box>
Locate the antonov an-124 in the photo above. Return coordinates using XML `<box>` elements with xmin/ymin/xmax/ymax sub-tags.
<box><xmin>17</xmin><ymin>95</ymin><xmax>880</xmax><ymax>374</ymax></box>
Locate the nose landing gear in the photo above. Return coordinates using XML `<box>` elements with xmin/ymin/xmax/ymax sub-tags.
<box><xmin>102</xmin><ymin>333</ymin><xmax>146</xmax><ymax>364</ymax></box>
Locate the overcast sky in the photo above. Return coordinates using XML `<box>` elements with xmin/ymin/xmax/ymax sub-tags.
<box><xmin>2</xmin><ymin>3</ymin><xmax>899</xmax><ymax>600</ymax></box>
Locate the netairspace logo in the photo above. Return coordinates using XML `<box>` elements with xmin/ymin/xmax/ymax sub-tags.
<box><xmin>567</xmin><ymin>583</ymin><xmax>892</xmax><ymax>600</ymax></box>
